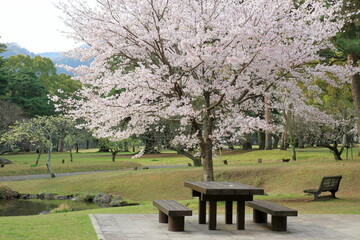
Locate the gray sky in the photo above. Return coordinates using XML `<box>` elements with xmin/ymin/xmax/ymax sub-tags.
<box><xmin>0</xmin><ymin>0</ymin><xmax>78</xmax><ymax>53</ymax></box>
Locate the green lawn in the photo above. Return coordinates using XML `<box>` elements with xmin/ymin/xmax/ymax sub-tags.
<box><xmin>1</xmin><ymin>147</ymin><xmax>360</xmax><ymax>239</ymax></box>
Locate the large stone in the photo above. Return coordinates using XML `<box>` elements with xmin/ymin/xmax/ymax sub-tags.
<box><xmin>39</xmin><ymin>211</ymin><xmax>51</xmax><ymax>215</ymax></box>
<box><xmin>38</xmin><ymin>193</ymin><xmax>45</xmax><ymax>199</ymax></box>
<box><xmin>0</xmin><ymin>186</ymin><xmax>19</xmax><ymax>199</ymax></box>
<box><xmin>0</xmin><ymin>158</ymin><xmax>14</xmax><ymax>168</ymax></box>
<box><xmin>94</xmin><ymin>193</ymin><xmax>113</xmax><ymax>204</ymax></box>
<box><xmin>55</xmin><ymin>195</ymin><xmax>68</xmax><ymax>200</ymax></box>
<box><xmin>44</xmin><ymin>193</ymin><xmax>54</xmax><ymax>200</ymax></box>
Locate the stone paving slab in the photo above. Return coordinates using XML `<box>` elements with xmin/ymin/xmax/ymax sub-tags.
<box><xmin>90</xmin><ymin>214</ymin><xmax>360</xmax><ymax>240</ymax></box>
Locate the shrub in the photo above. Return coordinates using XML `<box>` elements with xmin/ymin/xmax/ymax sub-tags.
<box><xmin>0</xmin><ymin>185</ymin><xmax>19</xmax><ymax>199</ymax></box>
<box><xmin>50</xmin><ymin>203</ymin><xmax>73</xmax><ymax>214</ymax></box>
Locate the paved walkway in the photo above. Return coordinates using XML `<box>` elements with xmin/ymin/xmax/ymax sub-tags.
<box><xmin>90</xmin><ymin>214</ymin><xmax>360</xmax><ymax>240</ymax></box>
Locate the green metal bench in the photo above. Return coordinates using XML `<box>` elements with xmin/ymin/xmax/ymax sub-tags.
<box><xmin>303</xmin><ymin>175</ymin><xmax>342</xmax><ymax>200</ymax></box>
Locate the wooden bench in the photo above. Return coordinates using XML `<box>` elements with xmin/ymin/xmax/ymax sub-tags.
<box><xmin>153</xmin><ymin>200</ymin><xmax>192</xmax><ymax>231</ymax></box>
<box><xmin>246</xmin><ymin>200</ymin><xmax>298</xmax><ymax>231</ymax></box>
<box><xmin>303</xmin><ymin>175</ymin><xmax>342</xmax><ymax>201</ymax></box>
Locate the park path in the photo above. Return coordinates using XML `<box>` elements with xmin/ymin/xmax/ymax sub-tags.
<box><xmin>0</xmin><ymin>165</ymin><xmax>187</xmax><ymax>182</ymax></box>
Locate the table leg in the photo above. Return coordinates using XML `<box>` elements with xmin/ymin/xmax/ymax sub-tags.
<box><xmin>236</xmin><ymin>201</ymin><xmax>245</xmax><ymax>230</ymax></box>
<box><xmin>209</xmin><ymin>201</ymin><xmax>217</xmax><ymax>230</ymax></box>
<box><xmin>225</xmin><ymin>201</ymin><xmax>233</xmax><ymax>224</ymax></box>
<box><xmin>199</xmin><ymin>198</ymin><xmax>206</xmax><ymax>224</ymax></box>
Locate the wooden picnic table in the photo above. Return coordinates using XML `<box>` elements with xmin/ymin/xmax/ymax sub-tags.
<box><xmin>184</xmin><ymin>181</ymin><xmax>264</xmax><ymax>230</ymax></box>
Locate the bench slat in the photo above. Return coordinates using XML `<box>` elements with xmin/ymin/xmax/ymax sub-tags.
<box><xmin>246</xmin><ymin>200</ymin><xmax>298</xmax><ymax>217</ymax></box>
<box><xmin>153</xmin><ymin>200</ymin><xmax>192</xmax><ymax>217</ymax></box>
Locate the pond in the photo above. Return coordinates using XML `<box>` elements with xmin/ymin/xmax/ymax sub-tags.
<box><xmin>0</xmin><ymin>199</ymin><xmax>101</xmax><ymax>216</ymax></box>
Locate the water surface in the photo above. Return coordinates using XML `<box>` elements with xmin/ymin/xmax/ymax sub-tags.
<box><xmin>0</xmin><ymin>199</ymin><xmax>100</xmax><ymax>216</ymax></box>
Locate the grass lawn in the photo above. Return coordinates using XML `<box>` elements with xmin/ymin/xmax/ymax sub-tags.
<box><xmin>1</xmin><ymin>147</ymin><xmax>360</xmax><ymax>239</ymax></box>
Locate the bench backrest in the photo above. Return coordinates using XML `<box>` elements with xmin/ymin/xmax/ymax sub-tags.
<box><xmin>319</xmin><ymin>175</ymin><xmax>342</xmax><ymax>192</ymax></box>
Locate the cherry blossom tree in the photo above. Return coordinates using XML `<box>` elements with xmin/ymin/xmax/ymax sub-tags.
<box><xmin>57</xmin><ymin>0</ymin><xmax>356</xmax><ymax>181</ymax></box>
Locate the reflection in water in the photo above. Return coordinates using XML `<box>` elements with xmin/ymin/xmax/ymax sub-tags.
<box><xmin>0</xmin><ymin>199</ymin><xmax>99</xmax><ymax>216</ymax></box>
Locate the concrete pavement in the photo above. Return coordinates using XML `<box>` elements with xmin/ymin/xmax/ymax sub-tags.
<box><xmin>89</xmin><ymin>214</ymin><xmax>360</xmax><ymax>240</ymax></box>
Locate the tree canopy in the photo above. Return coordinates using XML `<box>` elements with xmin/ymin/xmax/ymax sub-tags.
<box><xmin>57</xmin><ymin>0</ymin><xmax>359</xmax><ymax>180</ymax></box>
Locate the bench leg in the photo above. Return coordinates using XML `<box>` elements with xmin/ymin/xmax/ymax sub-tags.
<box><xmin>159</xmin><ymin>210</ymin><xmax>168</xmax><ymax>223</ymax></box>
<box><xmin>236</xmin><ymin>201</ymin><xmax>245</xmax><ymax>230</ymax></box>
<box><xmin>330</xmin><ymin>191</ymin><xmax>337</xmax><ymax>199</ymax></box>
<box><xmin>168</xmin><ymin>216</ymin><xmax>185</xmax><ymax>231</ymax></box>
<box><xmin>271</xmin><ymin>216</ymin><xmax>287</xmax><ymax>231</ymax></box>
<box><xmin>253</xmin><ymin>209</ymin><xmax>267</xmax><ymax>223</ymax></box>
<box><xmin>313</xmin><ymin>193</ymin><xmax>320</xmax><ymax>201</ymax></box>
<box><xmin>209</xmin><ymin>201</ymin><xmax>217</xmax><ymax>230</ymax></box>
<box><xmin>199</xmin><ymin>199</ymin><xmax>206</xmax><ymax>224</ymax></box>
<box><xmin>225</xmin><ymin>201</ymin><xmax>233</xmax><ymax>224</ymax></box>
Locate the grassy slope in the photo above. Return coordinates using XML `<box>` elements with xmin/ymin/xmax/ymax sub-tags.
<box><xmin>1</xmin><ymin>148</ymin><xmax>360</xmax><ymax>239</ymax></box>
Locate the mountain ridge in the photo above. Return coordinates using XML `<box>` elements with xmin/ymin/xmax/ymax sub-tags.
<box><xmin>1</xmin><ymin>43</ymin><xmax>91</xmax><ymax>75</ymax></box>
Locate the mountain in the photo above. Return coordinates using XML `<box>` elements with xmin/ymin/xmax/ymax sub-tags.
<box><xmin>37</xmin><ymin>51</ymin><xmax>92</xmax><ymax>75</ymax></box>
<box><xmin>1</xmin><ymin>43</ymin><xmax>36</xmax><ymax>58</ymax></box>
<box><xmin>1</xmin><ymin>43</ymin><xmax>91</xmax><ymax>75</ymax></box>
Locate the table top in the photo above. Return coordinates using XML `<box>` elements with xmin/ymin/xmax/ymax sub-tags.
<box><xmin>184</xmin><ymin>181</ymin><xmax>264</xmax><ymax>196</ymax></box>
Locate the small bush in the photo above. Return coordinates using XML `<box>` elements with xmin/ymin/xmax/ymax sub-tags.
<box><xmin>50</xmin><ymin>203</ymin><xmax>73</xmax><ymax>214</ymax></box>
<box><xmin>79</xmin><ymin>194</ymin><xmax>95</xmax><ymax>202</ymax></box>
<box><xmin>0</xmin><ymin>185</ymin><xmax>19</xmax><ymax>199</ymax></box>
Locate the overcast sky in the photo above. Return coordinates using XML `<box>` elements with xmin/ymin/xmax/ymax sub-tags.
<box><xmin>0</xmin><ymin>0</ymin><xmax>78</xmax><ymax>53</ymax></box>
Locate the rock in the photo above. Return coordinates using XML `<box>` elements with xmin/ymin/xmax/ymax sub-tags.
<box><xmin>0</xmin><ymin>186</ymin><xmax>19</xmax><ymax>199</ymax></box>
<box><xmin>0</xmin><ymin>158</ymin><xmax>14</xmax><ymax>168</ymax></box>
<box><xmin>39</xmin><ymin>211</ymin><xmax>51</xmax><ymax>215</ymax></box>
<box><xmin>109</xmin><ymin>200</ymin><xmax>123</xmax><ymax>207</ymax></box>
<box><xmin>44</xmin><ymin>193</ymin><xmax>54</xmax><ymax>200</ymax></box>
<box><xmin>79</xmin><ymin>194</ymin><xmax>94</xmax><ymax>202</ymax></box>
<box><xmin>70</xmin><ymin>197</ymin><xmax>79</xmax><ymax>201</ymax></box>
<box><xmin>28</xmin><ymin>195</ymin><xmax>38</xmax><ymax>199</ymax></box>
<box><xmin>94</xmin><ymin>193</ymin><xmax>113</xmax><ymax>204</ymax></box>
<box><xmin>19</xmin><ymin>194</ymin><xmax>29</xmax><ymax>199</ymax></box>
<box><xmin>55</xmin><ymin>195</ymin><xmax>68</xmax><ymax>200</ymax></box>
<box><xmin>38</xmin><ymin>193</ymin><xmax>45</xmax><ymax>199</ymax></box>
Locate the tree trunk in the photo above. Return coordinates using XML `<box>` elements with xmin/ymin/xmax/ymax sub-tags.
<box><xmin>144</xmin><ymin>133</ymin><xmax>159</xmax><ymax>154</ymax></box>
<box><xmin>318</xmin><ymin>142</ymin><xmax>343</xmax><ymax>161</ymax></box>
<box><xmin>242</xmin><ymin>141</ymin><xmax>252</xmax><ymax>150</ymax></box>
<box><xmin>111</xmin><ymin>151</ymin><xmax>117</xmax><ymax>162</ymax></box>
<box><xmin>289</xmin><ymin>132</ymin><xmax>296</xmax><ymax>160</ymax></box>
<box><xmin>199</xmin><ymin>91</ymin><xmax>214</xmax><ymax>181</ymax></box>
<box><xmin>58</xmin><ymin>139</ymin><xmax>65</xmax><ymax>152</ymax></box>
<box><xmin>258</xmin><ymin>131</ymin><xmax>265</xmax><ymax>150</ymax></box>
<box><xmin>280</xmin><ymin>131</ymin><xmax>288</xmax><ymax>150</ymax></box>
<box><xmin>173</xmin><ymin>147</ymin><xmax>202</xmax><ymax>166</ymax></box>
<box><xmin>264</xmin><ymin>96</ymin><xmax>272</xmax><ymax>150</ymax></box>
<box><xmin>46</xmin><ymin>148</ymin><xmax>55</xmax><ymax>178</ymax></box>
<box><xmin>75</xmin><ymin>143</ymin><xmax>79</xmax><ymax>153</ymax></box>
<box><xmin>35</xmin><ymin>150</ymin><xmax>41</xmax><ymax>165</ymax></box>
<box><xmin>69</xmin><ymin>148</ymin><xmax>73</xmax><ymax>162</ymax></box>
<box><xmin>227</xmin><ymin>141</ymin><xmax>235</xmax><ymax>150</ymax></box>
<box><xmin>349</xmin><ymin>54</ymin><xmax>360</xmax><ymax>155</ymax></box>
<box><xmin>272</xmin><ymin>134</ymin><xmax>280</xmax><ymax>149</ymax></box>
<box><xmin>124</xmin><ymin>142</ymin><xmax>129</xmax><ymax>152</ymax></box>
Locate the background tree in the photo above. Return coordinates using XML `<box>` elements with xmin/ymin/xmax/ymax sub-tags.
<box><xmin>0</xmin><ymin>116</ymin><xmax>77</xmax><ymax>177</ymax></box>
<box><xmin>0</xmin><ymin>100</ymin><xmax>26</xmax><ymax>154</ymax></box>
<box><xmin>2</xmin><ymin>55</ymin><xmax>81</xmax><ymax>117</ymax></box>
<box><xmin>7</xmin><ymin>69</ymin><xmax>55</xmax><ymax>117</ymax></box>
<box><xmin>0</xmin><ymin>42</ymin><xmax>9</xmax><ymax>96</ymax></box>
<box><xmin>330</xmin><ymin>0</ymin><xmax>360</xmax><ymax>153</ymax></box>
<box><xmin>98</xmin><ymin>138</ymin><xmax>129</xmax><ymax>162</ymax></box>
